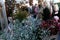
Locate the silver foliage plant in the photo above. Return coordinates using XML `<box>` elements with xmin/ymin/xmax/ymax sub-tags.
<box><xmin>0</xmin><ymin>15</ymin><xmax>50</xmax><ymax>40</ymax></box>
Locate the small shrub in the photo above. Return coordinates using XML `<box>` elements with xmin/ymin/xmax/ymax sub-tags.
<box><xmin>14</xmin><ymin>10</ymin><xmax>28</xmax><ymax>22</ymax></box>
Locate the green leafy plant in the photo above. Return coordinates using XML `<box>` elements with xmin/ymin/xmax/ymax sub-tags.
<box><xmin>14</xmin><ymin>10</ymin><xmax>28</xmax><ymax>22</ymax></box>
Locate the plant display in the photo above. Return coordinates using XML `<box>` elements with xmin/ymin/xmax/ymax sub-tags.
<box><xmin>0</xmin><ymin>15</ymin><xmax>52</xmax><ymax>40</ymax></box>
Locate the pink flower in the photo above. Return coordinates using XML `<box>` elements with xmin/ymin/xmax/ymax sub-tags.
<box><xmin>54</xmin><ymin>16</ymin><xmax>59</xmax><ymax>22</ymax></box>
